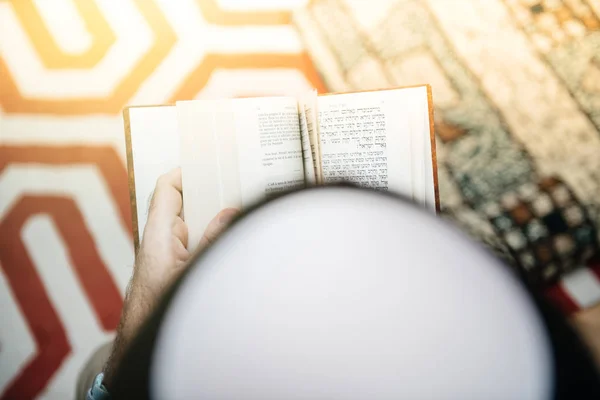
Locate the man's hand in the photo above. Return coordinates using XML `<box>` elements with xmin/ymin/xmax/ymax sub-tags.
<box><xmin>134</xmin><ymin>167</ymin><xmax>237</xmax><ymax>298</ymax></box>
<box><xmin>103</xmin><ymin>167</ymin><xmax>237</xmax><ymax>387</ymax></box>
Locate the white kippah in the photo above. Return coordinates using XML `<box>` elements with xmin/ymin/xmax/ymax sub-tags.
<box><xmin>151</xmin><ymin>188</ymin><xmax>552</xmax><ymax>400</ymax></box>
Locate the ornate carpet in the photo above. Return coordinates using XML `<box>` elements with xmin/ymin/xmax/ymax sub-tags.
<box><xmin>1</xmin><ymin>0</ymin><xmax>600</xmax><ymax>398</ymax></box>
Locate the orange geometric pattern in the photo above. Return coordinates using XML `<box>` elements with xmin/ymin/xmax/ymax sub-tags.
<box><xmin>0</xmin><ymin>0</ymin><xmax>176</xmax><ymax>115</ymax></box>
<box><xmin>0</xmin><ymin>145</ymin><xmax>133</xmax><ymax>236</ymax></box>
<box><xmin>0</xmin><ymin>145</ymin><xmax>130</xmax><ymax>398</ymax></box>
<box><xmin>0</xmin><ymin>198</ymin><xmax>71</xmax><ymax>399</ymax></box>
<box><xmin>7</xmin><ymin>0</ymin><xmax>115</xmax><ymax>69</ymax></box>
<box><xmin>169</xmin><ymin>52</ymin><xmax>327</xmax><ymax>101</ymax></box>
<box><xmin>0</xmin><ymin>196</ymin><xmax>123</xmax><ymax>399</ymax></box>
<box><xmin>197</xmin><ymin>0</ymin><xmax>291</xmax><ymax>25</ymax></box>
<box><xmin>0</xmin><ymin>0</ymin><xmax>324</xmax><ymax>115</ymax></box>
<box><xmin>0</xmin><ymin>1</ymin><xmax>327</xmax><ymax>396</ymax></box>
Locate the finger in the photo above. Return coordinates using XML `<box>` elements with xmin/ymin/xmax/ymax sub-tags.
<box><xmin>149</xmin><ymin>168</ymin><xmax>183</xmax><ymax>218</ymax></box>
<box><xmin>172</xmin><ymin>216</ymin><xmax>188</xmax><ymax>249</ymax></box>
<box><xmin>156</xmin><ymin>167</ymin><xmax>183</xmax><ymax>193</ymax></box>
<box><xmin>198</xmin><ymin>208</ymin><xmax>239</xmax><ymax>249</ymax></box>
<box><xmin>172</xmin><ymin>235</ymin><xmax>191</xmax><ymax>269</ymax></box>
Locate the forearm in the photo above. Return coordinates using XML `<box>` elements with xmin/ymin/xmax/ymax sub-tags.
<box><xmin>102</xmin><ymin>280</ymin><xmax>155</xmax><ymax>390</ymax></box>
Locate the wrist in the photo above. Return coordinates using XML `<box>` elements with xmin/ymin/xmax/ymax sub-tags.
<box><xmin>102</xmin><ymin>281</ymin><xmax>154</xmax><ymax>390</ymax></box>
<box><xmin>133</xmin><ymin>249</ymin><xmax>181</xmax><ymax>300</ymax></box>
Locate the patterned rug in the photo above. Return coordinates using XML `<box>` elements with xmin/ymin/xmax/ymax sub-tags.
<box><xmin>0</xmin><ymin>1</ymin><xmax>322</xmax><ymax>398</ymax></box>
<box><xmin>1</xmin><ymin>0</ymin><xmax>600</xmax><ymax>398</ymax></box>
<box><xmin>295</xmin><ymin>0</ymin><xmax>600</xmax><ymax>285</ymax></box>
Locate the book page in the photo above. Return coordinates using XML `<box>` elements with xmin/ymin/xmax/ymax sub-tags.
<box><xmin>317</xmin><ymin>88</ymin><xmax>431</xmax><ymax>201</ymax></box>
<box><xmin>178</xmin><ymin>97</ymin><xmax>304</xmax><ymax>252</ymax></box>
<box><xmin>126</xmin><ymin>106</ymin><xmax>180</xmax><ymax>249</ymax></box>
<box><xmin>178</xmin><ymin>100</ymin><xmax>223</xmax><ymax>252</ymax></box>
<box><xmin>232</xmin><ymin>97</ymin><xmax>305</xmax><ymax>206</ymax></box>
<box><xmin>303</xmin><ymin>90</ymin><xmax>323</xmax><ymax>183</ymax></box>
<box><xmin>408</xmin><ymin>88</ymin><xmax>434</xmax><ymax>210</ymax></box>
<box><xmin>423</xmin><ymin>106</ymin><xmax>436</xmax><ymax>212</ymax></box>
<box><xmin>298</xmin><ymin>98</ymin><xmax>316</xmax><ymax>185</ymax></box>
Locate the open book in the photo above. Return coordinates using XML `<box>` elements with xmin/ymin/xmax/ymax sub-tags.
<box><xmin>124</xmin><ymin>85</ymin><xmax>438</xmax><ymax>253</ymax></box>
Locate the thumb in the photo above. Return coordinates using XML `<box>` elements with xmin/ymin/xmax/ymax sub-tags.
<box><xmin>198</xmin><ymin>208</ymin><xmax>239</xmax><ymax>249</ymax></box>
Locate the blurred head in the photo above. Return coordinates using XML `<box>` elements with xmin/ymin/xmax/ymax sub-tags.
<box><xmin>111</xmin><ymin>187</ymin><xmax>600</xmax><ymax>399</ymax></box>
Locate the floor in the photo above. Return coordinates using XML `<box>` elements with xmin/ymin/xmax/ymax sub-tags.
<box><xmin>1</xmin><ymin>0</ymin><xmax>600</xmax><ymax>398</ymax></box>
